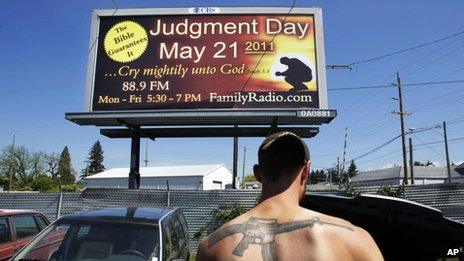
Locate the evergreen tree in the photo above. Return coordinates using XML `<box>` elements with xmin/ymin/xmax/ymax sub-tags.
<box><xmin>87</xmin><ymin>141</ymin><xmax>105</xmax><ymax>176</ymax></box>
<box><xmin>310</xmin><ymin>169</ymin><xmax>326</xmax><ymax>184</ymax></box>
<box><xmin>347</xmin><ymin>160</ymin><xmax>358</xmax><ymax>178</ymax></box>
<box><xmin>58</xmin><ymin>147</ymin><xmax>75</xmax><ymax>184</ymax></box>
<box><xmin>327</xmin><ymin>168</ymin><xmax>340</xmax><ymax>183</ymax></box>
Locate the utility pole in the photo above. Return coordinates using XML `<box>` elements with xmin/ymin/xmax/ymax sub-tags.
<box><xmin>409</xmin><ymin>138</ymin><xmax>414</xmax><ymax>185</ymax></box>
<box><xmin>443</xmin><ymin>121</ymin><xmax>452</xmax><ymax>182</ymax></box>
<box><xmin>8</xmin><ymin>135</ymin><xmax>16</xmax><ymax>192</ymax></box>
<box><xmin>392</xmin><ymin>72</ymin><xmax>409</xmax><ymax>185</ymax></box>
<box><xmin>84</xmin><ymin>160</ymin><xmax>90</xmax><ymax>178</ymax></box>
<box><xmin>336</xmin><ymin>156</ymin><xmax>340</xmax><ymax>187</ymax></box>
<box><xmin>241</xmin><ymin>146</ymin><xmax>246</xmax><ymax>189</ymax></box>
<box><xmin>144</xmin><ymin>139</ymin><xmax>149</xmax><ymax>167</ymax></box>
<box><xmin>341</xmin><ymin>127</ymin><xmax>349</xmax><ymax>183</ymax></box>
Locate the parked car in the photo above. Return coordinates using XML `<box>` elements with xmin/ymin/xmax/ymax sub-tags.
<box><xmin>12</xmin><ymin>207</ymin><xmax>190</xmax><ymax>261</ymax></box>
<box><xmin>301</xmin><ymin>193</ymin><xmax>464</xmax><ymax>260</ymax></box>
<box><xmin>0</xmin><ymin>209</ymin><xmax>50</xmax><ymax>261</ymax></box>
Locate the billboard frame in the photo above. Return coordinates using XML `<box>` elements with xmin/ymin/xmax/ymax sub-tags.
<box><xmin>83</xmin><ymin>7</ymin><xmax>329</xmax><ymax>116</ymax></box>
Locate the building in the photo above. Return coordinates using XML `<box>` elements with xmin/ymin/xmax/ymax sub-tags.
<box><xmin>83</xmin><ymin>164</ymin><xmax>233</xmax><ymax>190</ymax></box>
<box><xmin>351</xmin><ymin>165</ymin><xmax>464</xmax><ymax>186</ymax></box>
<box><xmin>456</xmin><ymin>162</ymin><xmax>464</xmax><ymax>175</ymax></box>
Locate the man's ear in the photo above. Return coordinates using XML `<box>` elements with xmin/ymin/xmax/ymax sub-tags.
<box><xmin>253</xmin><ymin>164</ymin><xmax>262</xmax><ymax>182</ymax></box>
<box><xmin>300</xmin><ymin>161</ymin><xmax>310</xmax><ymax>185</ymax></box>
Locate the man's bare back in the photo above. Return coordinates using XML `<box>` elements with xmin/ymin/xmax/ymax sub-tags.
<box><xmin>197</xmin><ymin>132</ymin><xmax>383</xmax><ymax>260</ymax></box>
<box><xmin>197</xmin><ymin>204</ymin><xmax>383</xmax><ymax>261</ymax></box>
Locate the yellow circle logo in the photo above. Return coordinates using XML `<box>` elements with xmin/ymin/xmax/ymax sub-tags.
<box><xmin>104</xmin><ymin>21</ymin><xmax>148</xmax><ymax>63</ymax></box>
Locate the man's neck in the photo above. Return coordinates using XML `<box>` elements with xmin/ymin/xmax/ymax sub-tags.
<box><xmin>258</xmin><ymin>181</ymin><xmax>301</xmax><ymax>208</ymax></box>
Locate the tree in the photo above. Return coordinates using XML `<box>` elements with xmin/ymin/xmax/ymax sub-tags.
<box><xmin>0</xmin><ymin>145</ymin><xmax>44</xmax><ymax>187</ymax></box>
<box><xmin>43</xmin><ymin>152</ymin><xmax>60</xmax><ymax>181</ymax></box>
<box><xmin>414</xmin><ymin>160</ymin><xmax>435</xmax><ymax>167</ymax></box>
<box><xmin>243</xmin><ymin>174</ymin><xmax>257</xmax><ymax>183</ymax></box>
<box><xmin>425</xmin><ymin>160</ymin><xmax>435</xmax><ymax>167</ymax></box>
<box><xmin>347</xmin><ymin>160</ymin><xmax>358</xmax><ymax>178</ymax></box>
<box><xmin>83</xmin><ymin>141</ymin><xmax>105</xmax><ymax>178</ymax></box>
<box><xmin>31</xmin><ymin>175</ymin><xmax>58</xmax><ymax>192</ymax></box>
<box><xmin>414</xmin><ymin>161</ymin><xmax>425</xmax><ymax>166</ymax></box>
<box><xmin>58</xmin><ymin>147</ymin><xmax>75</xmax><ymax>184</ymax></box>
<box><xmin>327</xmin><ymin>168</ymin><xmax>340</xmax><ymax>183</ymax></box>
<box><xmin>0</xmin><ymin>145</ymin><xmax>16</xmax><ymax>190</ymax></box>
<box><xmin>310</xmin><ymin>169</ymin><xmax>326</xmax><ymax>184</ymax></box>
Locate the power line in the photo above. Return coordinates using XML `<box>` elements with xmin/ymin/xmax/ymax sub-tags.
<box><xmin>394</xmin><ymin>33</ymin><xmax>464</xmax><ymax>77</ymax></box>
<box><xmin>88</xmin><ymin>0</ymin><xmax>119</xmax><ymax>53</ymax></box>
<box><xmin>348</xmin><ymin>29</ymin><xmax>464</xmax><ymax>66</ymax></box>
<box><xmin>412</xmin><ymin>94</ymin><xmax>464</xmax><ymax>113</ymax></box>
<box><xmin>328</xmin><ymin>79</ymin><xmax>464</xmax><ymax>91</ymax></box>
<box><xmin>355</xmin><ymin>137</ymin><xmax>464</xmax><ymax>166</ymax></box>
<box><xmin>111</xmin><ymin>0</ymin><xmax>119</xmax><ymax>15</ymax></box>
<box><xmin>237</xmin><ymin>0</ymin><xmax>296</xmax><ymax>95</ymax></box>
<box><xmin>402</xmin><ymin>42</ymin><xmax>464</xmax><ymax>79</ymax></box>
<box><xmin>412</xmin><ymin>133</ymin><xmax>446</xmax><ymax>160</ymax></box>
<box><xmin>415</xmin><ymin>137</ymin><xmax>464</xmax><ymax>147</ymax></box>
<box><xmin>317</xmin><ymin>31</ymin><xmax>464</xmax><ymax>149</ymax></box>
<box><xmin>408</xmin><ymin>87</ymin><xmax>464</xmax><ymax>108</ymax></box>
<box><xmin>348</xmin><ymin>134</ymin><xmax>402</xmax><ymax>163</ymax></box>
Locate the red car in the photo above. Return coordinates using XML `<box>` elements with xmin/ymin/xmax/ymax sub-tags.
<box><xmin>0</xmin><ymin>209</ymin><xmax>50</xmax><ymax>261</ymax></box>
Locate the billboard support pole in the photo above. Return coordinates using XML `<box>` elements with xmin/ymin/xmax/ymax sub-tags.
<box><xmin>233</xmin><ymin>126</ymin><xmax>239</xmax><ymax>189</ymax></box>
<box><xmin>129</xmin><ymin>126</ymin><xmax>141</xmax><ymax>189</ymax></box>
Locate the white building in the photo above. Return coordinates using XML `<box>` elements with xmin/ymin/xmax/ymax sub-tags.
<box><xmin>351</xmin><ymin>166</ymin><xmax>464</xmax><ymax>186</ymax></box>
<box><xmin>84</xmin><ymin>164</ymin><xmax>233</xmax><ymax>190</ymax></box>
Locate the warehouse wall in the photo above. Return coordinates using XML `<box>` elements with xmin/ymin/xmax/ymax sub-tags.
<box><xmin>84</xmin><ymin>176</ymin><xmax>204</xmax><ymax>190</ymax></box>
<box><xmin>202</xmin><ymin>165</ymin><xmax>233</xmax><ymax>190</ymax></box>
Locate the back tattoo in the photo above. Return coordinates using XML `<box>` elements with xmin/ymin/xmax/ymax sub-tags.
<box><xmin>208</xmin><ymin>217</ymin><xmax>354</xmax><ymax>261</ymax></box>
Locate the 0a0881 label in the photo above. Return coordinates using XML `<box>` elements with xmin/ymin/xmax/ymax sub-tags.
<box><xmin>297</xmin><ymin>110</ymin><xmax>333</xmax><ymax>118</ymax></box>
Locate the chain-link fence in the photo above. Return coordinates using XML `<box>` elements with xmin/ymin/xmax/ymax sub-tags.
<box><xmin>2</xmin><ymin>184</ymin><xmax>463</xmax><ymax>250</ymax></box>
<box><xmin>0</xmin><ymin>188</ymin><xmax>261</xmax><ymax>250</ymax></box>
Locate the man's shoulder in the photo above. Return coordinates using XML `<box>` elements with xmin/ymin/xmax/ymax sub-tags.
<box><xmin>297</xmin><ymin>208</ymin><xmax>383</xmax><ymax>260</ymax></box>
<box><xmin>197</xmin><ymin>214</ymin><xmax>251</xmax><ymax>260</ymax></box>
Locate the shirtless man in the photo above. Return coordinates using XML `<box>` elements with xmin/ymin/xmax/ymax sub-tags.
<box><xmin>197</xmin><ymin>132</ymin><xmax>383</xmax><ymax>261</ymax></box>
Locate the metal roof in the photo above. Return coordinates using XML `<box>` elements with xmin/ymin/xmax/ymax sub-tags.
<box><xmin>84</xmin><ymin>164</ymin><xmax>230</xmax><ymax>179</ymax></box>
<box><xmin>456</xmin><ymin>162</ymin><xmax>464</xmax><ymax>175</ymax></box>
<box><xmin>352</xmin><ymin>166</ymin><xmax>464</xmax><ymax>182</ymax></box>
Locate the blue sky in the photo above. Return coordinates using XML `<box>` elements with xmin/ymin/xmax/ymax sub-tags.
<box><xmin>1</xmin><ymin>0</ymin><xmax>463</xmax><ymax>178</ymax></box>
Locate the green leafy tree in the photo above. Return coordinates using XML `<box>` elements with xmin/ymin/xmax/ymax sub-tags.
<box><xmin>83</xmin><ymin>141</ymin><xmax>105</xmax><ymax>178</ymax></box>
<box><xmin>310</xmin><ymin>169</ymin><xmax>326</xmax><ymax>184</ymax></box>
<box><xmin>31</xmin><ymin>175</ymin><xmax>59</xmax><ymax>192</ymax></box>
<box><xmin>243</xmin><ymin>174</ymin><xmax>257</xmax><ymax>183</ymax></box>
<box><xmin>58</xmin><ymin>147</ymin><xmax>76</xmax><ymax>184</ymax></box>
<box><xmin>347</xmin><ymin>160</ymin><xmax>358</xmax><ymax>178</ymax></box>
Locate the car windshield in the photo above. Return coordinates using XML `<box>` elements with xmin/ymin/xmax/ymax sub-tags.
<box><xmin>13</xmin><ymin>219</ymin><xmax>159</xmax><ymax>261</ymax></box>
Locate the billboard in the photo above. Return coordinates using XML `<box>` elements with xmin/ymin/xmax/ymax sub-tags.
<box><xmin>85</xmin><ymin>7</ymin><xmax>328</xmax><ymax>112</ymax></box>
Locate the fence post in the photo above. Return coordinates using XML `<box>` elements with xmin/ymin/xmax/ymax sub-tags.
<box><xmin>56</xmin><ymin>191</ymin><xmax>63</xmax><ymax>219</ymax></box>
<box><xmin>166</xmin><ymin>180</ymin><xmax>170</xmax><ymax>207</ymax></box>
